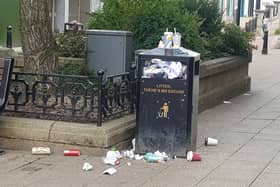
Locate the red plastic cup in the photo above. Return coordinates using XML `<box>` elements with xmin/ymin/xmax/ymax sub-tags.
<box><xmin>64</xmin><ymin>149</ymin><xmax>80</xmax><ymax>156</ymax></box>
<box><xmin>192</xmin><ymin>152</ymin><xmax>202</xmax><ymax>161</ymax></box>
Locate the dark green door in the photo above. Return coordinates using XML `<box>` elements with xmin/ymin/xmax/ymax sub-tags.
<box><xmin>0</xmin><ymin>0</ymin><xmax>20</xmax><ymax>47</ymax></box>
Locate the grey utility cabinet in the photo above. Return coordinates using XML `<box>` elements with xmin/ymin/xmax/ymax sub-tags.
<box><xmin>86</xmin><ymin>29</ymin><xmax>133</xmax><ymax>75</ymax></box>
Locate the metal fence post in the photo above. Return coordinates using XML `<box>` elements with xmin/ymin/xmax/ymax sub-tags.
<box><xmin>6</xmin><ymin>26</ymin><xmax>12</xmax><ymax>48</ymax></box>
<box><xmin>129</xmin><ymin>64</ymin><xmax>136</xmax><ymax>114</ymax></box>
<box><xmin>97</xmin><ymin>69</ymin><xmax>104</xmax><ymax>127</ymax></box>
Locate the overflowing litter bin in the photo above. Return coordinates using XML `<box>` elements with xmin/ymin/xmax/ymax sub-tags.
<box><xmin>135</xmin><ymin>47</ymin><xmax>200</xmax><ymax>157</ymax></box>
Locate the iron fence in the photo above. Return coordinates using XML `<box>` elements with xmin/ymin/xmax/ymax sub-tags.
<box><xmin>3</xmin><ymin>67</ymin><xmax>136</xmax><ymax>127</ymax></box>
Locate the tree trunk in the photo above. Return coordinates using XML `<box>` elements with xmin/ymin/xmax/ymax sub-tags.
<box><xmin>19</xmin><ymin>0</ymin><xmax>56</xmax><ymax>74</ymax></box>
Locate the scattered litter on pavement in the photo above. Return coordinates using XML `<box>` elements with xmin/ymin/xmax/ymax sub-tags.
<box><xmin>244</xmin><ymin>93</ymin><xmax>252</xmax><ymax>96</ymax></box>
<box><xmin>132</xmin><ymin>138</ymin><xmax>136</xmax><ymax>151</ymax></box>
<box><xmin>64</xmin><ymin>149</ymin><xmax>80</xmax><ymax>156</ymax></box>
<box><xmin>144</xmin><ymin>151</ymin><xmax>169</xmax><ymax>163</ymax></box>
<box><xmin>82</xmin><ymin>162</ymin><xmax>93</xmax><ymax>171</ymax></box>
<box><xmin>123</xmin><ymin>150</ymin><xmax>135</xmax><ymax>159</ymax></box>
<box><xmin>134</xmin><ymin>154</ymin><xmax>144</xmax><ymax>160</ymax></box>
<box><xmin>187</xmin><ymin>151</ymin><xmax>202</xmax><ymax>161</ymax></box>
<box><xmin>32</xmin><ymin>147</ymin><xmax>51</xmax><ymax>155</ymax></box>
<box><xmin>103</xmin><ymin>150</ymin><xmax>122</xmax><ymax>166</ymax></box>
<box><xmin>205</xmin><ymin>137</ymin><xmax>218</xmax><ymax>146</ymax></box>
<box><xmin>127</xmin><ymin>162</ymin><xmax>132</xmax><ymax>166</ymax></box>
<box><xmin>223</xmin><ymin>101</ymin><xmax>232</xmax><ymax>104</ymax></box>
<box><xmin>0</xmin><ymin>149</ymin><xmax>5</xmax><ymax>155</ymax></box>
<box><xmin>103</xmin><ymin>168</ymin><xmax>117</xmax><ymax>175</ymax></box>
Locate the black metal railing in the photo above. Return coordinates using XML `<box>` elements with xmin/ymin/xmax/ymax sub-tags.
<box><xmin>245</xmin><ymin>17</ymin><xmax>258</xmax><ymax>32</ymax></box>
<box><xmin>3</xmin><ymin>67</ymin><xmax>136</xmax><ymax>127</ymax></box>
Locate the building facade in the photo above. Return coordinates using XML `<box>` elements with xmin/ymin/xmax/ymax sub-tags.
<box><xmin>53</xmin><ymin>0</ymin><xmax>103</xmax><ymax>32</ymax></box>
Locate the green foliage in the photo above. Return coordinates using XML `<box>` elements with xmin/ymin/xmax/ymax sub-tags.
<box><xmin>204</xmin><ymin>24</ymin><xmax>253</xmax><ymax>59</ymax></box>
<box><xmin>179</xmin><ymin>0</ymin><xmax>222</xmax><ymax>34</ymax></box>
<box><xmin>55</xmin><ymin>62</ymin><xmax>97</xmax><ymax>93</ymax></box>
<box><xmin>88</xmin><ymin>0</ymin><xmax>205</xmax><ymax>55</ymax></box>
<box><xmin>87</xmin><ymin>0</ymin><xmax>251</xmax><ymax>59</ymax></box>
<box><xmin>55</xmin><ymin>62</ymin><xmax>94</xmax><ymax>76</ymax></box>
<box><xmin>221</xmin><ymin>24</ymin><xmax>252</xmax><ymax>56</ymax></box>
<box><xmin>275</xmin><ymin>29</ymin><xmax>280</xmax><ymax>35</ymax></box>
<box><xmin>54</xmin><ymin>31</ymin><xmax>86</xmax><ymax>58</ymax></box>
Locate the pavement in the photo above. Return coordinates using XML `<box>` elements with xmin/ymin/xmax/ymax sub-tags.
<box><xmin>1</xmin><ymin>36</ymin><xmax>280</xmax><ymax>186</ymax></box>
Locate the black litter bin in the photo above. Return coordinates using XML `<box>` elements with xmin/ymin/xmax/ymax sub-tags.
<box><xmin>135</xmin><ymin>47</ymin><xmax>200</xmax><ymax>157</ymax></box>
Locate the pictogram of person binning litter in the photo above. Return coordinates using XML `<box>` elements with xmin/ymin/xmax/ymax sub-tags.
<box><xmin>157</xmin><ymin>102</ymin><xmax>169</xmax><ymax>119</ymax></box>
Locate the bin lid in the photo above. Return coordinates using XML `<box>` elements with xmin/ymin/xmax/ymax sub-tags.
<box><xmin>139</xmin><ymin>47</ymin><xmax>200</xmax><ymax>62</ymax></box>
<box><xmin>86</xmin><ymin>29</ymin><xmax>133</xmax><ymax>36</ymax></box>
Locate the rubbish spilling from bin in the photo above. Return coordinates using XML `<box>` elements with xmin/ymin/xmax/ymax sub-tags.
<box><xmin>134</xmin><ymin>154</ymin><xmax>144</xmax><ymax>160</ymax></box>
<box><xmin>0</xmin><ymin>150</ymin><xmax>5</xmax><ymax>155</ymax></box>
<box><xmin>32</xmin><ymin>147</ymin><xmax>51</xmax><ymax>155</ymax></box>
<box><xmin>64</xmin><ymin>149</ymin><xmax>80</xmax><ymax>156</ymax></box>
<box><xmin>142</xmin><ymin>59</ymin><xmax>187</xmax><ymax>79</ymax></box>
<box><xmin>144</xmin><ymin>151</ymin><xmax>169</xmax><ymax>163</ymax></box>
<box><xmin>187</xmin><ymin>151</ymin><xmax>202</xmax><ymax>161</ymax></box>
<box><xmin>223</xmin><ymin>101</ymin><xmax>232</xmax><ymax>104</ymax></box>
<box><xmin>205</xmin><ymin>137</ymin><xmax>218</xmax><ymax>146</ymax></box>
<box><xmin>103</xmin><ymin>168</ymin><xmax>117</xmax><ymax>175</ymax></box>
<box><xmin>122</xmin><ymin>138</ymin><xmax>144</xmax><ymax>160</ymax></box>
<box><xmin>82</xmin><ymin>162</ymin><xmax>93</xmax><ymax>171</ymax></box>
<box><xmin>123</xmin><ymin>149</ymin><xmax>135</xmax><ymax>159</ymax></box>
<box><xmin>103</xmin><ymin>150</ymin><xmax>122</xmax><ymax>166</ymax></box>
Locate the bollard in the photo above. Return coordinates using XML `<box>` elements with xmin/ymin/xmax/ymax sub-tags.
<box><xmin>262</xmin><ymin>16</ymin><xmax>269</xmax><ymax>55</ymax></box>
<box><xmin>6</xmin><ymin>25</ymin><xmax>12</xmax><ymax>48</ymax></box>
<box><xmin>262</xmin><ymin>31</ymin><xmax>268</xmax><ymax>54</ymax></box>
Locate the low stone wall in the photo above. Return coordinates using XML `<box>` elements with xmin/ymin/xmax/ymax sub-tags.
<box><xmin>199</xmin><ymin>56</ymin><xmax>251</xmax><ymax>112</ymax></box>
<box><xmin>0</xmin><ymin>47</ymin><xmax>84</xmax><ymax>72</ymax></box>
<box><xmin>0</xmin><ymin>48</ymin><xmax>24</xmax><ymax>72</ymax></box>
<box><xmin>58</xmin><ymin>56</ymin><xmax>84</xmax><ymax>67</ymax></box>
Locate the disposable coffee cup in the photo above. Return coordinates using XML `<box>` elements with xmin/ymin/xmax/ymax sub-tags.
<box><xmin>173</xmin><ymin>32</ymin><xmax>181</xmax><ymax>48</ymax></box>
<box><xmin>205</xmin><ymin>137</ymin><xmax>218</xmax><ymax>146</ymax></box>
<box><xmin>187</xmin><ymin>151</ymin><xmax>202</xmax><ymax>161</ymax></box>
<box><xmin>192</xmin><ymin>152</ymin><xmax>202</xmax><ymax>161</ymax></box>
<box><xmin>163</xmin><ymin>32</ymin><xmax>173</xmax><ymax>48</ymax></box>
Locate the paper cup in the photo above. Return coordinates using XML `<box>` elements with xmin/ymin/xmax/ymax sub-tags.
<box><xmin>192</xmin><ymin>152</ymin><xmax>202</xmax><ymax>161</ymax></box>
<box><xmin>205</xmin><ymin>137</ymin><xmax>218</xmax><ymax>146</ymax></box>
<box><xmin>187</xmin><ymin>151</ymin><xmax>202</xmax><ymax>161</ymax></box>
<box><xmin>64</xmin><ymin>149</ymin><xmax>80</xmax><ymax>156</ymax></box>
<box><xmin>173</xmin><ymin>33</ymin><xmax>181</xmax><ymax>48</ymax></box>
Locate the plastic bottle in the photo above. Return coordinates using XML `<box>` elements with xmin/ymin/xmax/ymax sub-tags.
<box><xmin>144</xmin><ymin>153</ymin><xmax>160</xmax><ymax>163</ymax></box>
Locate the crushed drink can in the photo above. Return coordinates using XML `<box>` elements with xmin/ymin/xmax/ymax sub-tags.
<box><xmin>64</xmin><ymin>149</ymin><xmax>80</xmax><ymax>156</ymax></box>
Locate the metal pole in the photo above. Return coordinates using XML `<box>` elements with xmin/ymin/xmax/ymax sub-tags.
<box><xmin>97</xmin><ymin>69</ymin><xmax>104</xmax><ymax>127</ymax></box>
<box><xmin>262</xmin><ymin>31</ymin><xmax>268</xmax><ymax>54</ymax></box>
<box><xmin>236</xmin><ymin>0</ymin><xmax>241</xmax><ymax>26</ymax></box>
<box><xmin>256</xmin><ymin>0</ymin><xmax>261</xmax><ymax>10</ymax></box>
<box><xmin>6</xmin><ymin>25</ymin><xmax>12</xmax><ymax>48</ymax></box>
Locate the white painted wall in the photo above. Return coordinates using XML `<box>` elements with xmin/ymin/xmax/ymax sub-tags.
<box><xmin>54</xmin><ymin>0</ymin><xmax>69</xmax><ymax>32</ymax></box>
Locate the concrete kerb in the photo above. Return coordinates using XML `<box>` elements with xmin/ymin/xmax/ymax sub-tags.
<box><xmin>0</xmin><ymin>115</ymin><xmax>136</xmax><ymax>156</ymax></box>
